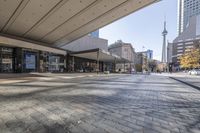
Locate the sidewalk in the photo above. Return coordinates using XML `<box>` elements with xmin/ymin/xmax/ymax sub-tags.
<box><xmin>151</xmin><ymin>72</ymin><xmax>200</xmax><ymax>90</ymax></box>
<box><xmin>170</xmin><ymin>76</ymin><xmax>200</xmax><ymax>90</ymax></box>
<box><xmin>152</xmin><ymin>72</ymin><xmax>200</xmax><ymax>78</ymax></box>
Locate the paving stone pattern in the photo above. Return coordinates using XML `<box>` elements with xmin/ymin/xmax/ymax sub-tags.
<box><xmin>0</xmin><ymin>75</ymin><xmax>200</xmax><ymax>133</ymax></box>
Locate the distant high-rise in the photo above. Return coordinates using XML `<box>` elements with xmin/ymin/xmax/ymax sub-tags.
<box><xmin>177</xmin><ymin>0</ymin><xmax>200</xmax><ymax>35</ymax></box>
<box><xmin>146</xmin><ymin>49</ymin><xmax>153</xmax><ymax>60</ymax></box>
<box><xmin>89</xmin><ymin>30</ymin><xmax>99</xmax><ymax>38</ymax></box>
<box><xmin>162</xmin><ymin>21</ymin><xmax>168</xmax><ymax>63</ymax></box>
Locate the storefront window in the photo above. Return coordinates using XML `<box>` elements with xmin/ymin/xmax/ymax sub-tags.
<box><xmin>48</xmin><ymin>55</ymin><xmax>64</xmax><ymax>72</ymax></box>
<box><xmin>25</xmin><ymin>53</ymin><xmax>36</xmax><ymax>70</ymax></box>
<box><xmin>0</xmin><ymin>47</ymin><xmax>13</xmax><ymax>73</ymax></box>
<box><xmin>73</xmin><ymin>57</ymin><xmax>98</xmax><ymax>72</ymax></box>
<box><xmin>0</xmin><ymin>47</ymin><xmax>66</xmax><ymax>73</ymax></box>
<box><xmin>49</xmin><ymin>56</ymin><xmax>59</xmax><ymax>72</ymax></box>
<box><xmin>23</xmin><ymin>51</ymin><xmax>38</xmax><ymax>72</ymax></box>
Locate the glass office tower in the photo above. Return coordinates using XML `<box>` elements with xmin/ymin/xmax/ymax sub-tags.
<box><xmin>177</xmin><ymin>0</ymin><xmax>200</xmax><ymax>35</ymax></box>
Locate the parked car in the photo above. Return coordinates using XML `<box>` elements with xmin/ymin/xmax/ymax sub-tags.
<box><xmin>188</xmin><ymin>69</ymin><xmax>200</xmax><ymax>75</ymax></box>
<box><xmin>183</xmin><ymin>70</ymin><xmax>188</xmax><ymax>73</ymax></box>
<box><xmin>188</xmin><ymin>70</ymin><xmax>192</xmax><ymax>75</ymax></box>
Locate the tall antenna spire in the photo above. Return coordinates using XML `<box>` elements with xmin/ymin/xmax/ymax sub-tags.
<box><xmin>164</xmin><ymin>15</ymin><xmax>167</xmax><ymax>31</ymax></box>
<box><xmin>161</xmin><ymin>17</ymin><xmax>168</xmax><ymax>63</ymax></box>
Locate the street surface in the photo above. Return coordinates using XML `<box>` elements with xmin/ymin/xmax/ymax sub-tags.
<box><xmin>0</xmin><ymin>74</ymin><xmax>200</xmax><ymax>133</ymax></box>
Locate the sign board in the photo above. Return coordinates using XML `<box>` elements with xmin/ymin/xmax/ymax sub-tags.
<box><xmin>25</xmin><ymin>54</ymin><xmax>36</xmax><ymax>69</ymax></box>
<box><xmin>1</xmin><ymin>48</ymin><xmax>13</xmax><ymax>52</ymax></box>
<box><xmin>2</xmin><ymin>59</ymin><xmax>12</xmax><ymax>64</ymax></box>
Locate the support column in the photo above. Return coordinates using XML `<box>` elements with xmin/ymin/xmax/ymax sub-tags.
<box><xmin>0</xmin><ymin>48</ymin><xmax>2</xmax><ymax>73</ymax></box>
<box><xmin>124</xmin><ymin>61</ymin><xmax>126</xmax><ymax>73</ymax></box>
<box><xmin>96</xmin><ymin>50</ymin><xmax>99</xmax><ymax>74</ymax></box>
<box><xmin>36</xmin><ymin>52</ymin><xmax>40</xmax><ymax>72</ymax></box>
<box><xmin>114</xmin><ymin>58</ymin><xmax>116</xmax><ymax>73</ymax></box>
<box><xmin>64</xmin><ymin>54</ymin><xmax>67</xmax><ymax>72</ymax></box>
<box><xmin>72</xmin><ymin>56</ymin><xmax>75</xmax><ymax>72</ymax></box>
<box><xmin>13</xmin><ymin>48</ymin><xmax>23</xmax><ymax>73</ymax></box>
<box><xmin>102</xmin><ymin>62</ymin><xmax>104</xmax><ymax>72</ymax></box>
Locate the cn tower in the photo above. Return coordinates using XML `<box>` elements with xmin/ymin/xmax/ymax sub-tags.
<box><xmin>161</xmin><ymin>21</ymin><xmax>168</xmax><ymax>63</ymax></box>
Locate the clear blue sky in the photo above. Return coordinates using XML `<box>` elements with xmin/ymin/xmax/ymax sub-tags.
<box><xmin>100</xmin><ymin>0</ymin><xmax>177</xmax><ymax>61</ymax></box>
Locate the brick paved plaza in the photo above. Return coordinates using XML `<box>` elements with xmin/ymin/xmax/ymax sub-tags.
<box><xmin>0</xmin><ymin>74</ymin><xmax>200</xmax><ymax>133</ymax></box>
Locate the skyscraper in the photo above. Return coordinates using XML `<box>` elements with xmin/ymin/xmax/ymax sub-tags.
<box><xmin>89</xmin><ymin>30</ymin><xmax>99</xmax><ymax>38</ymax></box>
<box><xmin>146</xmin><ymin>49</ymin><xmax>153</xmax><ymax>60</ymax></box>
<box><xmin>177</xmin><ymin>0</ymin><xmax>200</xmax><ymax>35</ymax></box>
<box><xmin>162</xmin><ymin>21</ymin><xmax>168</xmax><ymax>63</ymax></box>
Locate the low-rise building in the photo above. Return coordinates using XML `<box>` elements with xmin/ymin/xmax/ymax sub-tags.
<box><xmin>135</xmin><ymin>52</ymin><xmax>148</xmax><ymax>72</ymax></box>
<box><xmin>135</xmin><ymin>50</ymin><xmax>153</xmax><ymax>72</ymax></box>
<box><xmin>0</xmin><ymin>35</ymin><xmax>66</xmax><ymax>73</ymax></box>
<box><xmin>62</xmin><ymin>35</ymin><xmax>108</xmax><ymax>52</ymax></box>
<box><xmin>108</xmin><ymin>40</ymin><xmax>136</xmax><ymax>72</ymax></box>
<box><xmin>61</xmin><ymin>36</ymin><xmax>130</xmax><ymax>73</ymax></box>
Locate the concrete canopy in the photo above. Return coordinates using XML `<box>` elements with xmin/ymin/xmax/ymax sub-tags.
<box><xmin>0</xmin><ymin>35</ymin><xmax>66</xmax><ymax>55</ymax></box>
<box><xmin>71</xmin><ymin>48</ymin><xmax>131</xmax><ymax>63</ymax></box>
<box><xmin>0</xmin><ymin>0</ymin><xmax>159</xmax><ymax>48</ymax></box>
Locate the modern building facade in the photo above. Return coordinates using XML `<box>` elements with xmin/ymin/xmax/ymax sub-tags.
<box><xmin>146</xmin><ymin>50</ymin><xmax>153</xmax><ymax>60</ymax></box>
<box><xmin>168</xmin><ymin>38</ymin><xmax>200</xmax><ymax>71</ymax></box>
<box><xmin>168</xmin><ymin>14</ymin><xmax>200</xmax><ymax>70</ymax></box>
<box><xmin>146</xmin><ymin>49</ymin><xmax>153</xmax><ymax>60</ymax></box>
<box><xmin>62</xmin><ymin>35</ymin><xmax>110</xmax><ymax>72</ymax></box>
<box><xmin>0</xmin><ymin>0</ymin><xmax>159</xmax><ymax>48</ymax></box>
<box><xmin>0</xmin><ymin>0</ymin><xmax>159</xmax><ymax>73</ymax></box>
<box><xmin>108</xmin><ymin>40</ymin><xmax>136</xmax><ymax>72</ymax></box>
<box><xmin>167</xmin><ymin>42</ymin><xmax>173</xmax><ymax>64</ymax></box>
<box><xmin>0</xmin><ymin>34</ymin><xmax>130</xmax><ymax>73</ymax></box>
<box><xmin>177</xmin><ymin>0</ymin><xmax>200</xmax><ymax>35</ymax></box>
<box><xmin>0</xmin><ymin>35</ymin><xmax>66</xmax><ymax>73</ymax></box>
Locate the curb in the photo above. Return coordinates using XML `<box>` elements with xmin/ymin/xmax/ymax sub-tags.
<box><xmin>169</xmin><ymin>77</ymin><xmax>200</xmax><ymax>91</ymax></box>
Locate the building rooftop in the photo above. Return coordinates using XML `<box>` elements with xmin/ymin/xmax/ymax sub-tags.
<box><xmin>108</xmin><ymin>40</ymin><xmax>134</xmax><ymax>50</ymax></box>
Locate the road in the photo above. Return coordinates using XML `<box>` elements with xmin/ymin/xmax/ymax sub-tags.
<box><xmin>0</xmin><ymin>74</ymin><xmax>200</xmax><ymax>133</ymax></box>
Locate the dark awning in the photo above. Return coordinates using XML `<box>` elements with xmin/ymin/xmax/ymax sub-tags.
<box><xmin>70</xmin><ymin>48</ymin><xmax>131</xmax><ymax>63</ymax></box>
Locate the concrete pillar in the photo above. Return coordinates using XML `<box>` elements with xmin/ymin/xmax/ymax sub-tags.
<box><xmin>63</xmin><ymin>55</ymin><xmax>67</xmax><ymax>72</ymax></box>
<box><xmin>72</xmin><ymin>56</ymin><xmax>75</xmax><ymax>72</ymax></box>
<box><xmin>13</xmin><ymin>48</ymin><xmax>23</xmax><ymax>73</ymax></box>
<box><xmin>96</xmin><ymin>50</ymin><xmax>99</xmax><ymax>74</ymax></box>
<box><xmin>36</xmin><ymin>52</ymin><xmax>40</xmax><ymax>72</ymax></box>
<box><xmin>124</xmin><ymin>61</ymin><xmax>126</xmax><ymax>72</ymax></box>
<box><xmin>114</xmin><ymin>58</ymin><xmax>116</xmax><ymax>73</ymax></box>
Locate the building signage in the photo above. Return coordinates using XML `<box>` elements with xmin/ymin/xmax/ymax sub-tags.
<box><xmin>25</xmin><ymin>54</ymin><xmax>36</xmax><ymax>69</ymax></box>
<box><xmin>2</xmin><ymin>59</ymin><xmax>12</xmax><ymax>64</ymax></box>
<box><xmin>1</xmin><ymin>48</ymin><xmax>13</xmax><ymax>53</ymax></box>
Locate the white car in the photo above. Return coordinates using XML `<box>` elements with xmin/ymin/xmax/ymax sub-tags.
<box><xmin>188</xmin><ymin>70</ymin><xmax>192</xmax><ymax>75</ymax></box>
<box><xmin>188</xmin><ymin>69</ymin><xmax>200</xmax><ymax>75</ymax></box>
